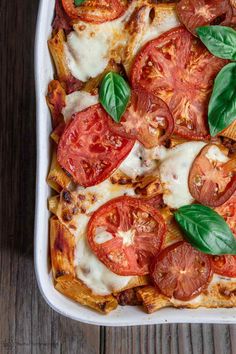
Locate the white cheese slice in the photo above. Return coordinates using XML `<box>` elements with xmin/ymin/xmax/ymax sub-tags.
<box><xmin>205</xmin><ymin>145</ymin><xmax>229</xmax><ymax>163</ymax></box>
<box><xmin>119</xmin><ymin>141</ymin><xmax>158</xmax><ymax>179</ymax></box>
<box><xmin>64</xmin><ymin>4</ymin><xmax>133</xmax><ymax>82</ymax></box>
<box><xmin>75</xmin><ymin>236</ymin><xmax>131</xmax><ymax>296</ymax></box>
<box><xmin>159</xmin><ymin>142</ymin><xmax>206</xmax><ymax>209</ymax></box>
<box><xmin>62</xmin><ymin>91</ymin><xmax>98</xmax><ymax>122</ymax></box>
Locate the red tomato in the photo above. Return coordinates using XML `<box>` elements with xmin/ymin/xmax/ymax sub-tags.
<box><xmin>215</xmin><ymin>192</ymin><xmax>236</xmax><ymax>236</ymax></box>
<box><xmin>212</xmin><ymin>255</ymin><xmax>236</xmax><ymax>277</ymax></box>
<box><xmin>61</xmin><ymin>0</ymin><xmax>127</xmax><ymax>23</ymax></box>
<box><xmin>189</xmin><ymin>144</ymin><xmax>236</xmax><ymax>207</ymax></box>
<box><xmin>151</xmin><ymin>242</ymin><xmax>212</xmax><ymax>301</ymax></box>
<box><xmin>212</xmin><ymin>193</ymin><xmax>236</xmax><ymax>277</ymax></box>
<box><xmin>109</xmin><ymin>88</ymin><xmax>174</xmax><ymax>148</ymax></box>
<box><xmin>176</xmin><ymin>0</ymin><xmax>234</xmax><ymax>35</ymax></box>
<box><xmin>57</xmin><ymin>104</ymin><xmax>134</xmax><ymax>187</ymax></box>
<box><xmin>131</xmin><ymin>27</ymin><xmax>226</xmax><ymax>140</ymax></box>
<box><xmin>87</xmin><ymin>196</ymin><xmax>166</xmax><ymax>276</ymax></box>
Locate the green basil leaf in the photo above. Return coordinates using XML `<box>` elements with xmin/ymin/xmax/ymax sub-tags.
<box><xmin>208</xmin><ymin>62</ymin><xmax>236</xmax><ymax>137</ymax></box>
<box><xmin>197</xmin><ymin>26</ymin><xmax>236</xmax><ymax>60</ymax></box>
<box><xmin>74</xmin><ymin>0</ymin><xmax>86</xmax><ymax>6</ymax></box>
<box><xmin>99</xmin><ymin>72</ymin><xmax>131</xmax><ymax>123</ymax></box>
<box><xmin>174</xmin><ymin>204</ymin><xmax>236</xmax><ymax>255</ymax></box>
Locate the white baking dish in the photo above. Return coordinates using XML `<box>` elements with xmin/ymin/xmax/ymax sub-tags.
<box><xmin>34</xmin><ymin>0</ymin><xmax>236</xmax><ymax>325</ymax></box>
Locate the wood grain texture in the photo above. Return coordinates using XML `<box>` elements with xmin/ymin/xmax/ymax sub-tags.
<box><xmin>0</xmin><ymin>0</ymin><xmax>236</xmax><ymax>353</ymax></box>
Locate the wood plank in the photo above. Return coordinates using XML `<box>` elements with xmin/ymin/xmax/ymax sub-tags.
<box><xmin>202</xmin><ymin>324</ymin><xmax>215</xmax><ymax>354</ymax></box>
<box><xmin>213</xmin><ymin>325</ymin><xmax>232</xmax><ymax>354</ymax></box>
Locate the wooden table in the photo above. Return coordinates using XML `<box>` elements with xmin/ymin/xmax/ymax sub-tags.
<box><xmin>1</xmin><ymin>0</ymin><xmax>235</xmax><ymax>353</ymax></box>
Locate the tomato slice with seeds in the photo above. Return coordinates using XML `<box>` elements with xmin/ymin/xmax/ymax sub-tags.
<box><xmin>57</xmin><ymin>104</ymin><xmax>134</xmax><ymax>187</ymax></box>
<box><xmin>87</xmin><ymin>196</ymin><xmax>166</xmax><ymax>276</ymax></box>
<box><xmin>151</xmin><ymin>241</ymin><xmax>212</xmax><ymax>301</ymax></box>
<box><xmin>109</xmin><ymin>88</ymin><xmax>174</xmax><ymax>148</ymax></box>
<box><xmin>176</xmin><ymin>0</ymin><xmax>234</xmax><ymax>35</ymax></box>
<box><xmin>212</xmin><ymin>192</ymin><xmax>236</xmax><ymax>277</ymax></box>
<box><xmin>61</xmin><ymin>0</ymin><xmax>127</xmax><ymax>23</ymax></box>
<box><xmin>131</xmin><ymin>27</ymin><xmax>226</xmax><ymax>140</ymax></box>
<box><xmin>189</xmin><ymin>144</ymin><xmax>236</xmax><ymax>207</ymax></box>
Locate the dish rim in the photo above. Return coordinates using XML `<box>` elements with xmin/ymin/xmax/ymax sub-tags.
<box><xmin>34</xmin><ymin>0</ymin><xmax>236</xmax><ymax>326</ymax></box>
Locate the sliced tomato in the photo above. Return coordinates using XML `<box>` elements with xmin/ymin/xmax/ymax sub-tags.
<box><xmin>109</xmin><ymin>88</ymin><xmax>174</xmax><ymax>148</ymax></box>
<box><xmin>212</xmin><ymin>192</ymin><xmax>236</xmax><ymax>277</ymax></box>
<box><xmin>61</xmin><ymin>0</ymin><xmax>127</xmax><ymax>23</ymax></box>
<box><xmin>131</xmin><ymin>27</ymin><xmax>226</xmax><ymax>140</ymax></box>
<box><xmin>215</xmin><ymin>191</ymin><xmax>236</xmax><ymax>236</ymax></box>
<box><xmin>57</xmin><ymin>104</ymin><xmax>134</xmax><ymax>187</ymax></box>
<box><xmin>212</xmin><ymin>255</ymin><xmax>236</xmax><ymax>277</ymax></box>
<box><xmin>87</xmin><ymin>196</ymin><xmax>166</xmax><ymax>276</ymax></box>
<box><xmin>189</xmin><ymin>144</ymin><xmax>236</xmax><ymax>207</ymax></box>
<box><xmin>151</xmin><ymin>241</ymin><xmax>212</xmax><ymax>301</ymax></box>
<box><xmin>176</xmin><ymin>0</ymin><xmax>234</xmax><ymax>35</ymax></box>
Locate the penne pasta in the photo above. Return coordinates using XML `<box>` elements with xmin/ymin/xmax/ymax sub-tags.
<box><xmin>48</xmin><ymin>30</ymin><xmax>83</xmax><ymax>93</ymax></box>
<box><xmin>47</xmin><ymin>150</ymin><xmax>71</xmax><ymax>192</ymax></box>
<box><xmin>50</xmin><ymin>216</ymin><xmax>76</xmax><ymax>279</ymax></box>
<box><xmin>48</xmin><ymin>195</ymin><xmax>60</xmax><ymax>215</ymax></box>
<box><xmin>48</xmin><ymin>30</ymin><xmax>70</xmax><ymax>83</ymax></box>
<box><xmin>161</xmin><ymin>209</ymin><xmax>184</xmax><ymax>247</ymax></box>
<box><xmin>221</xmin><ymin>120</ymin><xmax>236</xmax><ymax>141</ymax></box>
<box><xmin>56</xmin><ymin>274</ymin><xmax>118</xmax><ymax>314</ymax></box>
<box><xmin>137</xmin><ymin>286</ymin><xmax>171</xmax><ymax>313</ymax></box>
<box><xmin>46</xmin><ymin>80</ymin><xmax>66</xmax><ymax>128</ymax></box>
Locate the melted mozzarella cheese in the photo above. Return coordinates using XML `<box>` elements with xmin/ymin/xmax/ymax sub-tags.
<box><xmin>62</xmin><ymin>91</ymin><xmax>98</xmax><ymax>122</ymax></box>
<box><xmin>75</xmin><ymin>236</ymin><xmax>131</xmax><ymax>295</ymax></box>
<box><xmin>64</xmin><ymin>2</ymin><xmax>180</xmax><ymax>80</ymax></box>
<box><xmin>119</xmin><ymin>141</ymin><xmax>158</xmax><ymax>179</ymax></box>
<box><xmin>64</xmin><ymin>6</ymin><xmax>132</xmax><ymax>82</ymax></box>
<box><xmin>159</xmin><ymin>142</ymin><xmax>206</xmax><ymax>209</ymax></box>
<box><xmin>205</xmin><ymin>145</ymin><xmax>229</xmax><ymax>163</ymax></box>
